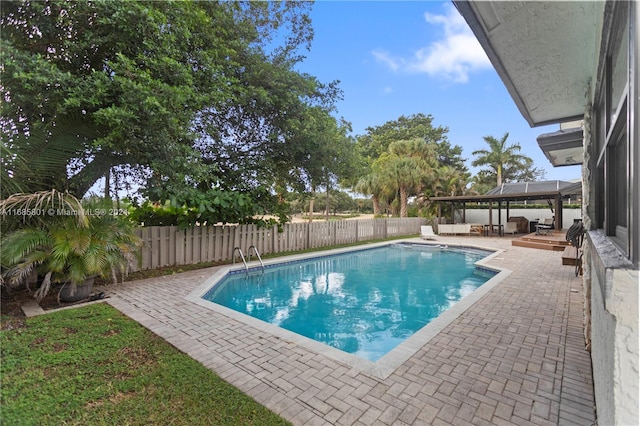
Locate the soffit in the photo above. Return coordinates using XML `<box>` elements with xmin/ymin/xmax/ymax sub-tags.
<box><xmin>454</xmin><ymin>1</ymin><xmax>605</xmax><ymax>127</ymax></box>
<box><xmin>537</xmin><ymin>127</ymin><xmax>584</xmax><ymax>167</ymax></box>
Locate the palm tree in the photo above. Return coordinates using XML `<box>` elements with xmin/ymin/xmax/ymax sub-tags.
<box><xmin>377</xmin><ymin>156</ymin><xmax>421</xmax><ymax>217</ymax></box>
<box><xmin>471</xmin><ymin>133</ymin><xmax>529</xmax><ymax>187</ymax></box>
<box><xmin>433</xmin><ymin>166</ymin><xmax>468</xmax><ymax>197</ymax></box>
<box><xmin>355</xmin><ymin>174</ymin><xmax>384</xmax><ymax>216</ymax></box>
<box><xmin>372</xmin><ymin>139</ymin><xmax>437</xmax><ymax>218</ymax></box>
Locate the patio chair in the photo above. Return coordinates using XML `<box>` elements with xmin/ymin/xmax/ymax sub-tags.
<box><xmin>536</xmin><ymin>217</ymin><xmax>554</xmax><ymax>235</ymax></box>
<box><xmin>504</xmin><ymin>222</ymin><xmax>518</xmax><ymax>235</ymax></box>
<box><xmin>420</xmin><ymin>225</ymin><xmax>437</xmax><ymax>240</ymax></box>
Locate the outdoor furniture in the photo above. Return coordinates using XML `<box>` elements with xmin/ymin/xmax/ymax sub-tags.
<box><xmin>437</xmin><ymin>223</ymin><xmax>471</xmax><ymax>235</ymax></box>
<box><xmin>508</xmin><ymin>216</ymin><xmax>529</xmax><ymax>233</ymax></box>
<box><xmin>420</xmin><ymin>225</ymin><xmax>437</xmax><ymax>240</ymax></box>
<box><xmin>483</xmin><ymin>224</ymin><xmax>504</xmax><ymax>236</ymax></box>
<box><xmin>470</xmin><ymin>224</ymin><xmax>484</xmax><ymax>235</ymax></box>
<box><xmin>536</xmin><ymin>218</ymin><xmax>554</xmax><ymax>235</ymax></box>
<box><xmin>504</xmin><ymin>222</ymin><xmax>518</xmax><ymax>235</ymax></box>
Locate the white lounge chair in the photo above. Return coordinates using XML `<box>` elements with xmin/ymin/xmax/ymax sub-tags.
<box><xmin>420</xmin><ymin>225</ymin><xmax>437</xmax><ymax>240</ymax></box>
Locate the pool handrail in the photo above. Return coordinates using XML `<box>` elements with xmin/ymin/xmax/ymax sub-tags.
<box><xmin>247</xmin><ymin>245</ymin><xmax>265</xmax><ymax>272</ymax></box>
<box><xmin>232</xmin><ymin>247</ymin><xmax>248</xmax><ymax>272</ymax></box>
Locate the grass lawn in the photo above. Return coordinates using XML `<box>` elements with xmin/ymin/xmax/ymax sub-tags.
<box><xmin>1</xmin><ymin>303</ymin><xmax>291</xmax><ymax>426</ymax></box>
<box><xmin>1</xmin><ymin>234</ymin><xmax>420</xmax><ymax>425</ymax></box>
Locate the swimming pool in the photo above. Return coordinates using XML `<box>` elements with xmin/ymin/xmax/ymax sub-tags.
<box><xmin>188</xmin><ymin>242</ymin><xmax>507</xmax><ymax>376</ymax></box>
<box><xmin>203</xmin><ymin>243</ymin><xmax>495</xmax><ymax>362</ymax></box>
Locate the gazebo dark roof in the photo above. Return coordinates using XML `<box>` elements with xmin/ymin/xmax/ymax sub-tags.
<box><xmin>429</xmin><ymin>180</ymin><xmax>582</xmax><ymax>203</ymax></box>
<box><xmin>485</xmin><ymin>180</ymin><xmax>576</xmax><ymax>195</ymax></box>
<box><xmin>428</xmin><ymin>180</ymin><xmax>582</xmax><ymax>230</ymax></box>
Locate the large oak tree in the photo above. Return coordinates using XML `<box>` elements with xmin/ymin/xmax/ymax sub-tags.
<box><xmin>1</xmin><ymin>1</ymin><xmax>341</xmax><ymax>203</ymax></box>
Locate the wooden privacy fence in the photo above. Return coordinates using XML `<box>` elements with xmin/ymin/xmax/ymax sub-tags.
<box><xmin>132</xmin><ymin>217</ymin><xmax>426</xmax><ymax>272</ymax></box>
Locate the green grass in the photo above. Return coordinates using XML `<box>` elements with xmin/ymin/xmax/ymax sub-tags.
<box><xmin>1</xmin><ymin>303</ymin><xmax>291</xmax><ymax>426</ymax></box>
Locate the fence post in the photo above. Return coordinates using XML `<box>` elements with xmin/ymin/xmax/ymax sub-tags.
<box><xmin>271</xmin><ymin>224</ymin><xmax>276</xmax><ymax>255</ymax></box>
<box><xmin>355</xmin><ymin>220</ymin><xmax>359</xmax><ymax>242</ymax></box>
<box><xmin>332</xmin><ymin>221</ymin><xmax>337</xmax><ymax>245</ymax></box>
<box><xmin>384</xmin><ymin>219</ymin><xmax>388</xmax><ymax>239</ymax></box>
<box><xmin>233</xmin><ymin>225</ymin><xmax>239</xmax><ymax>252</ymax></box>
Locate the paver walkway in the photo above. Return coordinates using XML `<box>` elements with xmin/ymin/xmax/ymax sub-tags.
<box><xmin>103</xmin><ymin>237</ymin><xmax>596</xmax><ymax>425</ymax></box>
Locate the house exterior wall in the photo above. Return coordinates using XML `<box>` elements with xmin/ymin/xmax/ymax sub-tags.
<box><xmin>586</xmin><ymin>231</ymin><xmax>638</xmax><ymax>425</ymax></box>
<box><xmin>583</xmin><ymin>2</ymin><xmax>639</xmax><ymax>425</ymax></box>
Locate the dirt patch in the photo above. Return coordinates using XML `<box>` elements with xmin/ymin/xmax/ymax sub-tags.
<box><xmin>1</xmin><ymin>286</ymin><xmax>30</xmax><ymax>330</ymax></box>
<box><xmin>1</xmin><ymin>285</ymin><xmax>98</xmax><ymax>330</ymax></box>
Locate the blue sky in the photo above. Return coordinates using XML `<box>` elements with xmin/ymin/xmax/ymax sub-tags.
<box><xmin>295</xmin><ymin>1</ymin><xmax>581</xmax><ymax>182</ymax></box>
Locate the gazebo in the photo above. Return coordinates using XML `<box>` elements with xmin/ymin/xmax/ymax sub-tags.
<box><xmin>429</xmin><ymin>180</ymin><xmax>582</xmax><ymax>232</ymax></box>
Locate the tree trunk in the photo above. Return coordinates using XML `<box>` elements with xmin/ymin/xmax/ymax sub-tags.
<box><xmin>372</xmin><ymin>195</ymin><xmax>381</xmax><ymax>216</ymax></box>
<box><xmin>104</xmin><ymin>168</ymin><xmax>111</xmax><ymax>200</ymax></box>
<box><xmin>68</xmin><ymin>153</ymin><xmax>116</xmax><ymax>198</ymax></box>
<box><xmin>325</xmin><ymin>186</ymin><xmax>330</xmax><ymax>221</ymax></box>
<box><xmin>308</xmin><ymin>191</ymin><xmax>315</xmax><ymax>223</ymax></box>
<box><xmin>400</xmin><ymin>186</ymin><xmax>408</xmax><ymax>218</ymax></box>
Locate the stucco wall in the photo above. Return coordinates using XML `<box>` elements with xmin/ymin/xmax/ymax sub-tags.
<box><xmin>588</xmin><ymin>247</ymin><xmax>616</xmax><ymax>425</ymax></box>
<box><xmin>609</xmin><ymin>267</ymin><xmax>639</xmax><ymax>424</ymax></box>
<box><xmin>587</xmin><ymin>231</ymin><xmax>639</xmax><ymax>425</ymax></box>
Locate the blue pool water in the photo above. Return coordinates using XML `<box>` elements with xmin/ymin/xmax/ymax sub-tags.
<box><xmin>203</xmin><ymin>243</ymin><xmax>496</xmax><ymax>361</ymax></box>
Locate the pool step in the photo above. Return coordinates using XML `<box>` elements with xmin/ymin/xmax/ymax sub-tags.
<box><xmin>511</xmin><ymin>239</ymin><xmax>566</xmax><ymax>251</ymax></box>
<box><xmin>511</xmin><ymin>232</ymin><xmax>571</xmax><ymax>251</ymax></box>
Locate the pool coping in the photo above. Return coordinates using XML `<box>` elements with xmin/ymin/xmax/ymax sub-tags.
<box><xmin>185</xmin><ymin>239</ymin><xmax>511</xmax><ymax>379</ymax></box>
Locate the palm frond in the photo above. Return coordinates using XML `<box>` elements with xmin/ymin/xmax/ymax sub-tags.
<box><xmin>0</xmin><ymin>228</ymin><xmax>50</xmax><ymax>266</ymax></box>
<box><xmin>0</xmin><ymin>190</ymin><xmax>88</xmax><ymax>227</ymax></box>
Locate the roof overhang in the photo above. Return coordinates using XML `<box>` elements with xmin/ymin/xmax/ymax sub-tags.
<box><xmin>453</xmin><ymin>1</ymin><xmax>604</xmax><ymax>127</ymax></box>
<box><xmin>537</xmin><ymin>127</ymin><xmax>584</xmax><ymax>167</ymax></box>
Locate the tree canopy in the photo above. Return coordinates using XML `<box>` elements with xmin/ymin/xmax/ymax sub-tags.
<box><xmin>355</xmin><ymin>113</ymin><xmax>466</xmax><ymax>172</ymax></box>
<box><xmin>1</xmin><ymin>0</ymin><xmax>345</xmax><ymax>207</ymax></box>
<box><xmin>470</xmin><ymin>132</ymin><xmax>545</xmax><ymax>193</ymax></box>
<box><xmin>353</xmin><ymin>114</ymin><xmax>469</xmax><ymax>217</ymax></box>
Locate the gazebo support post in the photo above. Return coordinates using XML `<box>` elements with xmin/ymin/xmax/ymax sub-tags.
<box><xmin>462</xmin><ymin>202</ymin><xmax>466</xmax><ymax>223</ymax></box>
<box><xmin>489</xmin><ymin>202</ymin><xmax>493</xmax><ymax>228</ymax></box>
<box><xmin>555</xmin><ymin>195</ymin><xmax>562</xmax><ymax>230</ymax></box>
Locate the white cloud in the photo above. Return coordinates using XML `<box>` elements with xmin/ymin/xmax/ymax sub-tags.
<box><xmin>371</xmin><ymin>49</ymin><xmax>399</xmax><ymax>71</ymax></box>
<box><xmin>372</xmin><ymin>3</ymin><xmax>491</xmax><ymax>83</ymax></box>
<box><xmin>383</xmin><ymin>86</ymin><xmax>393</xmax><ymax>94</ymax></box>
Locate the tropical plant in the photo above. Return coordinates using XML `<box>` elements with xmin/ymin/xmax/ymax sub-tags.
<box><xmin>1</xmin><ymin>191</ymin><xmax>141</xmax><ymax>301</ymax></box>
<box><xmin>353</xmin><ymin>114</ymin><xmax>468</xmax><ymax>218</ymax></box>
<box><xmin>136</xmin><ymin>186</ymin><xmax>289</xmax><ymax>229</ymax></box>
<box><xmin>471</xmin><ymin>132</ymin><xmax>534</xmax><ymax>187</ymax></box>
<box><xmin>355</xmin><ymin>173</ymin><xmax>384</xmax><ymax>216</ymax></box>
<box><xmin>0</xmin><ymin>189</ymin><xmax>87</xmax><ymax>233</ymax></box>
<box><xmin>372</xmin><ymin>139</ymin><xmax>437</xmax><ymax>217</ymax></box>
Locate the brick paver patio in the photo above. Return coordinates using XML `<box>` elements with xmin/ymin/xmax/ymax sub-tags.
<box><xmin>101</xmin><ymin>236</ymin><xmax>595</xmax><ymax>425</ymax></box>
